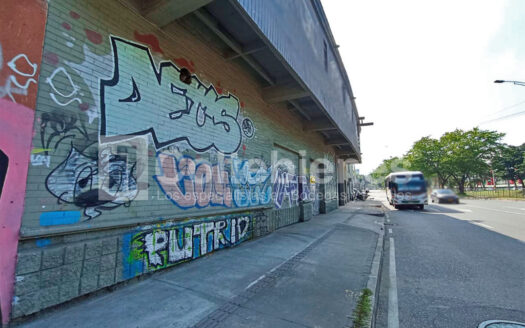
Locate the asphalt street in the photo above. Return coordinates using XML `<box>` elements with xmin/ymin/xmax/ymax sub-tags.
<box><xmin>371</xmin><ymin>190</ymin><xmax>525</xmax><ymax>328</ymax></box>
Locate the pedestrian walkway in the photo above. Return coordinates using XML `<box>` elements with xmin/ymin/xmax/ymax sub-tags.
<box><xmin>15</xmin><ymin>202</ymin><xmax>385</xmax><ymax>328</ymax></box>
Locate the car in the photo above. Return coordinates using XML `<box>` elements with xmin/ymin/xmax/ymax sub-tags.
<box><xmin>430</xmin><ymin>189</ymin><xmax>459</xmax><ymax>204</ymax></box>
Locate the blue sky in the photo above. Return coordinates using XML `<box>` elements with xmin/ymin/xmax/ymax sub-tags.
<box><xmin>323</xmin><ymin>0</ymin><xmax>525</xmax><ymax>174</ymax></box>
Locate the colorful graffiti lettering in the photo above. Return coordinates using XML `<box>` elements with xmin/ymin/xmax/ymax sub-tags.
<box><xmin>273</xmin><ymin>169</ymin><xmax>300</xmax><ymax>209</ymax></box>
<box><xmin>100</xmin><ymin>37</ymin><xmax>245</xmax><ymax>154</ymax></box>
<box><xmin>154</xmin><ymin>153</ymin><xmax>273</xmax><ymax>210</ymax></box>
<box><xmin>130</xmin><ymin>215</ymin><xmax>251</xmax><ymax>270</ymax></box>
<box><xmin>231</xmin><ymin>158</ymin><xmax>272</xmax><ymax>207</ymax></box>
<box><xmin>154</xmin><ymin>153</ymin><xmax>233</xmax><ymax>209</ymax></box>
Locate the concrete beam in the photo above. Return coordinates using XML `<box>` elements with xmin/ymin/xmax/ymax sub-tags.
<box><xmin>194</xmin><ymin>9</ymin><xmax>274</xmax><ymax>85</ymax></box>
<box><xmin>303</xmin><ymin>119</ymin><xmax>337</xmax><ymax>132</ymax></box>
<box><xmin>224</xmin><ymin>41</ymin><xmax>266</xmax><ymax>60</ymax></box>
<box><xmin>143</xmin><ymin>0</ymin><xmax>213</xmax><ymax>27</ymax></box>
<box><xmin>262</xmin><ymin>83</ymin><xmax>309</xmax><ymax>103</ymax></box>
<box><xmin>325</xmin><ymin>138</ymin><xmax>349</xmax><ymax>146</ymax></box>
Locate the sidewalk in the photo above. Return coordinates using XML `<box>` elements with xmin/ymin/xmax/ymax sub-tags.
<box><xmin>15</xmin><ymin>202</ymin><xmax>385</xmax><ymax>328</ymax></box>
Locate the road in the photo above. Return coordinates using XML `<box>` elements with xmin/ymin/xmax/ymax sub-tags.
<box><xmin>370</xmin><ymin>190</ymin><xmax>525</xmax><ymax>328</ymax></box>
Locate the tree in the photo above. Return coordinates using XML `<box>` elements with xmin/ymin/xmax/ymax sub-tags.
<box><xmin>370</xmin><ymin>156</ymin><xmax>408</xmax><ymax>185</ymax></box>
<box><xmin>405</xmin><ymin>137</ymin><xmax>450</xmax><ymax>188</ymax></box>
<box><xmin>493</xmin><ymin>143</ymin><xmax>525</xmax><ymax>190</ymax></box>
<box><xmin>440</xmin><ymin>128</ymin><xmax>504</xmax><ymax>193</ymax></box>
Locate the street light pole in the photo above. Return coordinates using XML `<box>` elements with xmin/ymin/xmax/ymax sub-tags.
<box><xmin>494</xmin><ymin>80</ymin><xmax>525</xmax><ymax>86</ymax></box>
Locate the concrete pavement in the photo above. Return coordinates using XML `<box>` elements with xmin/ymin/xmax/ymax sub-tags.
<box><xmin>14</xmin><ymin>202</ymin><xmax>385</xmax><ymax>328</ymax></box>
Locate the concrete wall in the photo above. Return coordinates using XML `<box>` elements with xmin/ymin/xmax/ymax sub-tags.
<box><xmin>9</xmin><ymin>0</ymin><xmax>341</xmax><ymax>321</ymax></box>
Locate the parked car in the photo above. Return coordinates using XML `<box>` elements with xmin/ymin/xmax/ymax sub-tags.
<box><xmin>430</xmin><ymin>189</ymin><xmax>459</xmax><ymax>204</ymax></box>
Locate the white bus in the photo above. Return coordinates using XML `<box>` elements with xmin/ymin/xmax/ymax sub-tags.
<box><xmin>385</xmin><ymin>171</ymin><xmax>428</xmax><ymax>210</ymax></box>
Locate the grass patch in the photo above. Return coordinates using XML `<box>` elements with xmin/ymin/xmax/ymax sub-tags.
<box><xmin>352</xmin><ymin>288</ymin><xmax>373</xmax><ymax>328</ymax></box>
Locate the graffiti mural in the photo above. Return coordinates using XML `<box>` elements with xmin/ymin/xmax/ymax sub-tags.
<box><xmin>45</xmin><ymin>146</ymin><xmax>138</xmax><ymax>219</ymax></box>
<box><xmin>241</xmin><ymin>118</ymin><xmax>255</xmax><ymax>139</ymax></box>
<box><xmin>0</xmin><ymin>99</ymin><xmax>35</xmax><ymax>326</ymax></box>
<box><xmin>100</xmin><ymin>37</ymin><xmax>244</xmax><ymax>154</ymax></box>
<box><xmin>154</xmin><ymin>153</ymin><xmax>233</xmax><ymax>209</ymax></box>
<box><xmin>231</xmin><ymin>158</ymin><xmax>272</xmax><ymax>207</ymax></box>
<box><xmin>0</xmin><ymin>49</ymin><xmax>38</xmax><ymax>103</ymax></box>
<box><xmin>0</xmin><ymin>0</ymin><xmax>46</xmax><ymax>108</ymax></box>
<box><xmin>154</xmin><ymin>152</ymin><xmax>273</xmax><ymax>210</ymax></box>
<box><xmin>273</xmin><ymin>169</ymin><xmax>300</xmax><ymax>209</ymax></box>
<box><xmin>128</xmin><ymin>215</ymin><xmax>251</xmax><ymax>271</ymax></box>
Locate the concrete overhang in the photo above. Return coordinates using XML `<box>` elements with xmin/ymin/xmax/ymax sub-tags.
<box><xmin>135</xmin><ymin>0</ymin><xmax>361</xmax><ymax>162</ymax></box>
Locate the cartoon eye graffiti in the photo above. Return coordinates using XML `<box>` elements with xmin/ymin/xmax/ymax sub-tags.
<box><xmin>119</xmin><ymin>78</ymin><xmax>141</xmax><ymax>102</ymax></box>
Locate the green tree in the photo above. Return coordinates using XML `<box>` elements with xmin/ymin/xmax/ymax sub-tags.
<box><xmin>370</xmin><ymin>156</ymin><xmax>408</xmax><ymax>184</ymax></box>
<box><xmin>493</xmin><ymin>143</ymin><xmax>525</xmax><ymax>190</ymax></box>
<box><xmin>440</xmin><ymin>128</ymin><xmax>504</xmax><ymax>193</ymax></box>
<box><xmin>405</xmin><ymin>137</ymin><xmax>451</xmax><ymax>188</ymax></box>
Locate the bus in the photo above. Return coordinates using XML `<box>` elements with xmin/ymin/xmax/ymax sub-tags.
<box><xmin>385</xmin><ymin>171</ymin><xmax>428</xmax><ymax>209</ymax></box>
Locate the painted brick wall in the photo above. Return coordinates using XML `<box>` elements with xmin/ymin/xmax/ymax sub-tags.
<box><xmin>12</xmin><ymin>0</ymin><xmax>341</xmax><ymax>320</ymax></box>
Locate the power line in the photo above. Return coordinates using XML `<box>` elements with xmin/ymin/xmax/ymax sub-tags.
<box><xmin>479</xmin><ymin>109</ymin><xmax>525</xmax><ymax>125</ymax></box>
<box><xmin>491</xmin><ymin>99</ymin><xmax>525</xmax><ymax>115</ymax></box>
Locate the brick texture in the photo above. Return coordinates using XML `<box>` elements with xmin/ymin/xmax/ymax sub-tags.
<box><xmin>13</xmin><ymin>0</ymin><xmax>344</xmax><ymax>320</ymax></box>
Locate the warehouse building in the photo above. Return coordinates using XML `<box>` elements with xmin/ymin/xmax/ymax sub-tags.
<box><xmin>0</xmin><ymin>0</ymin><xmax>361</xmax><ymax>323</ymax></box>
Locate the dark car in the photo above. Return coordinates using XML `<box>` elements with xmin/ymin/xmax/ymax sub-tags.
<box><xmin>430</xmin><ymin>189</ymin><xmax>459</xmax><ymax>204</ymax></box>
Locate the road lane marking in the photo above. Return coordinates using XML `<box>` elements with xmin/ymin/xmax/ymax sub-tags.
<box><xmin>427</xmin><ymin>207</ymin><xmax>438</xmax><ymax>212</ymax></box>
<box><xmin>388</xmin><ymin>228</ymin><xmax>393</xmax><ymax>234</ymax></box>
<box><xmin>245</xmin><ymin>274</ymin><xmax>266</xmax><ymax>290</ymax></box>
<box><xmin>472</xmin><ymin>222</ymin><xmax>494</xmax><ymax>230</ymax></box>
<box><xmin>457</xmin><ymin>208</ymin><xmax>472</xmax><ymax>213</ymax></box>
<box><xmin>464</xmin><ymin>204</ymin><xmax>525</xmax><ymax>216</ymax></box>
<box><xmin>504</xmin><ymin>206</ymin><xmax>525</xmax><ymax>211</ymax></box>
<box><xmin>388</xmin><ymin>237</ymin><xmax>399</xmax><ymax>328</ymax></box>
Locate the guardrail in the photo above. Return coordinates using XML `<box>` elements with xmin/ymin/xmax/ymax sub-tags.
<box><xmin>457</xmin><ymin>188</ymin><xmax>525</xmax><ymax>199</ymax></box>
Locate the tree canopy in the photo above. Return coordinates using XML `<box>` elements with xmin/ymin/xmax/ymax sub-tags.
<box><xmin>369</xmin><ymin>128</ymin><xmax>523</xmax><ymax>193</ymax></box>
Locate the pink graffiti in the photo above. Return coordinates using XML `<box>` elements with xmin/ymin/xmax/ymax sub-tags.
<box><xmin>62</xmin><ymin>22</ymin><xmax>71</xmax><ymax>30</ymax></box>
<box><xmin>70</xmin><ymin>11</ymin><xmax>80</xmax><ymax>19</ymax></box>
<box><xmin>155</xmin><ymin>154</ymin><xmax>232</xmax><ymax>209</ymax></box>
<box><xmin>0</xmin><ymin>99</ymin><xmax>34</xmax><ymax>325</ymax></box>
<box><xmin>85</xmin><ymin>29</ymin><xmax>102</xmax><ymax>44</ymax></box>
<box><xmin>134</xmin><ymin>31</ymin><xmax>164</xmax><ymax>54</ymax></box>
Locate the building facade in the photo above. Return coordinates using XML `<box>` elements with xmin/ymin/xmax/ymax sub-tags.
<box><xmin>0</xmin><ymin>0</ymin><xmax>361</xmax><ymax>323</ymax></box>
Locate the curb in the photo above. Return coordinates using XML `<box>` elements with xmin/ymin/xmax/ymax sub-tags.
<box><xmin>365</xmin><ymin>208</ymin><xmax>387</xmax><ymax>328</ymax></box>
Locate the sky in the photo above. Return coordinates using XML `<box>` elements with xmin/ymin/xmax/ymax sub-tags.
<box><xmin>322</xmin><ymin>0</ymin><xmax>525</xmax><ymax>174</ymax></box>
